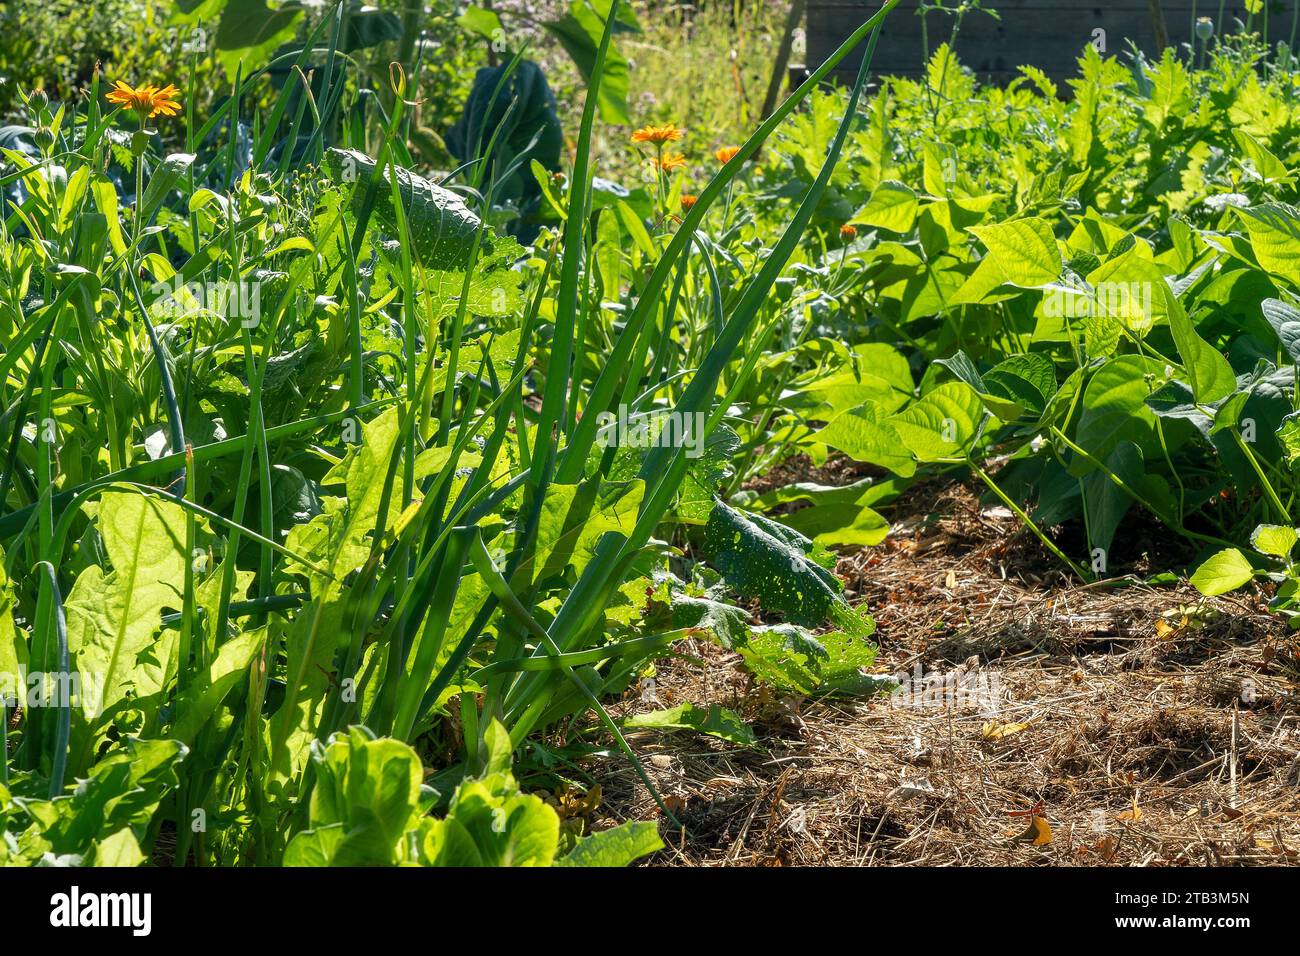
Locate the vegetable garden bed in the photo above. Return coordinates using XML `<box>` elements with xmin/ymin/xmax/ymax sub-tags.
<box><xmin>0</xmin><ymin>0</ymin><xmax>1297</xmax><ymax>876</ymax></box>
<box><xmin>595</xmin><ymin>470</ymin><xmax>1299</xmax><ymax>866</ymax></box>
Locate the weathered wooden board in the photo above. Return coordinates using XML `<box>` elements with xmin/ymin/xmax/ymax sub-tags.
<box><xmin>803</xmin><ymin>1</ymin><xmax>1260</xmax><ymax>89</ymax></box>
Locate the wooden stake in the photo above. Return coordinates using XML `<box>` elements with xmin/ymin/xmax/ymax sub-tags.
<box><xmin>762</xmin><ymin>0</ymin><xmax>809</xmax><ymax>120</ymax></box>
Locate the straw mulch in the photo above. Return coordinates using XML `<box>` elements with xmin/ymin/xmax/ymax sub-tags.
<box><xmin>588</xmin><ymin>469</ymin><xmax>1300</xmax><ymax>866</ymax></box>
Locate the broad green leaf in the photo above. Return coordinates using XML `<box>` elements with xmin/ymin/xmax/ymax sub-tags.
<box><xmin>1262</xmin><ymin>298</ymin><xmax>1300</xmax><ymax>364</ymax></box>
<box><xmin>292</xmin><ymin>726</ymin><xmax>423</xmax><ymax>866</ymax></box>
<box><xmin>65</xmin><ymin>493</ymin><xmax>189</xmax><ymax>735</ymax></box>
<box><xmin>1278</xmin><ymin>411</ymin><xmax>1300</xmax><ymax>467</ymax></box>
<box><xmin>1084</xmin><ymin>249</ymin><xmax>1167</xmax><ymax>334</ymax></box>
<box><xmin>87</xmin><ymin>828</ymin><xmax>146</xmax><ymax>867</ymax></box>
<box><xmin>1082</xmin><ymin>309</ymin><xmax>1122</xmax><ymax>359</ymax></box>
<box><xmin>21</xmin><ymin>738</ymin><xmax>187</xmax><ymax>857</ymax></box>
<box><xmin>533</xmin><ymin>158</ymin><xmax>567</xmax><ymax>220</ymax></box>
<box><xmin>1081</xmin><ymin>441</ymin><xmax>1173</xmax><ymax>553</ymax></box>
<box><xmin>1250</xmin><ymin>524</ymin><xmax>1298</xmax><ymax>558</ymax></box>
<box><xmin>790</xmin><ymin>368</ymin><xmax>911</xmax><ymax>419</ymax></box>
<box><xmin>542</xmin><ymin>0</ymin><xmax>639</xmax><ymax>125</ymax></box>
<box><xmin>886</xmin><ymin>381</ymin><xmax>985</xmax><ymax>462</ymax></box>
<box><xmin>662</xmin><ymin>589</ymin><xmax>753</xmax><ymax>648</ymax></box>
<box><xmin>285</xmin><ymin>407</ymin><xmax>408</xmax><ymax>584</ymax></box>
<box><xmin>624</xmin><ymin>702</ymin><xmax>755</xmax><ymax>745</ymax></box>
<box><xmin>1075</xmin><ymin>356</ymin><xmax>1164</xmax><ymax>464</ymax></box>
<box><xmin>424</xmin><ymin>780</ymin><xmax>559</xmax><ymax>867</ymax></box>
<box><xmin>983</xmin><ymin>353</ymin><xmax>1058</xmax><ymax>418</ymax></box>
<box><xmin>969</xmin><ymin>217</ymin><xmax>1062</xmax><ymax>288</ymax></box>
<box><xmin>139</xmin><ymin>153</ymin><xmax>195</xmax><ymax>227</ymax></box>
<box><xmin>325</xmin><ymin>148</ymin><xmax>489</xmax><ymax>272</ymax></box>
<box><xmin>481</xmin><ymin>718</ymin><xmax>514</xmax><ymax>776</ymax></box>
<box><xmin>775</xmin><ymin>498</ymin><xmax>890</xmax><ymax>548</ymax></box>
<box><xmin>745</xmin><ymin>476</ymin><xmax>886</xmax><ymax>512</ymax></box>
<box><xmin>214</xmin><ymin>0</ymin><xmax>304</xmax><ymax>74</ymax></box>
<box><xmin>89</xmin><ymin>175</ymin><xmax>128</xmax><ymax>256</ymax></box>
<box><xmin>1143</xmin><ymin>48</ymin><xmax>1193</xmax><ymax>128</ymax></box>
<box><xmin>1210</xmin><ymin>390</ymin><xmax>1252</xmax><ymax>437</ymax></box>
<box><xmin>1190</xmin><ymin>549</ymin><xmax>1255</xmax><ymax>596</ymax></box>
<box><xmin>0</xmin><ymin>546</ymin><xmax>23</xmax><ymax>694</ymax></box>
<box><xmin>458</xmin><ymin>4</ymin><xmax>505</xmax><ymax>39</ymax></box>
<box><xmin>738</xmin><ymin>472</ymin><xmax>899</xmax><ymax>551</ymax></box>
<box><xmin>416</xmin><ymin>817</ymin><xmax>485</xmax><ymax>866</ymax></box>
<box><xmin>531</xmin><ymin>479</ymin><xmax>644</xmax><ymax>580</ymax></box>
<box><xmin>417</xmin><ymin>234</ymin><xmax>526</xmax><ymax>317</ymax></box>
<box><xmin>951</xmin><ymin>253</ymin><xmax>1023</xmax><ymax>305</ymax></box>
<box><xmin>702</xmin><ymin>501</ymin><xmax>869</xmax><ymax>634</ymax></box>
<box><xmin>854</xmin><ymin>180</ymin><xmax>918</xmax><ymax>233</ymax></box>
<box><xmin>282</xmin><ymin>823</ymin><xmax>348</xmax><ymax>867</ymax></box>
<box><xmin>938</xmin><ymin>351</ymin><xmax>1056</xmax><ymax>420</ymax></box>
<box><xmin>814</xmin><ymin>402</ymin><xmax>916</xmax><ymax>476</ymax></box>
<box><xmin>595</xmin><ymin>206</ymin><xmax>623</xmax><ymax>300</ymax></box>
<box><xmin>1238</xmin><ymin>203</ymin><xmax>1300</xmax><ymax>279</ymax></box>
<box><xmin>169</xmin><ymin>626</ymin><xmax>267</xmax><ymax>745</ymax></box>
<box><xmin>1164</xmin><ymin>282</ymin><xmax>1234</xmax><ymax>403</ymax></box>
<box><xmin>678</xmin><ymin>425</ymin><xmax>741</xmax><ymax>523</ymax></box>
<box><xmin>922</xmin><ymin>140</ymin><xmax>959</xmax><ymax>197</ymax></box>
<box><xmin>556</xmin><ymin>821</ymin><xmax>663</xmax><ymax>867</ymax></box>
<box><xmin>731</xmin><ymin>624</ymin><xmax>889</xmax><ymax>696</ymax></box>
<box><xmin>1232</xmin><ymin>131</ymin><xmax>1293</xmax><ymax>185</ymax></box>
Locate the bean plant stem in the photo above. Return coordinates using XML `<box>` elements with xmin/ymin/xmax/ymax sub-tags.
<box><xmin>969</xmin><ymin>460</ymin><xmax>1091</xmax><ymax>581</ymax></box>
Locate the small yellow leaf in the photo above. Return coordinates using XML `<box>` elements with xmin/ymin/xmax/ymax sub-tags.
<box><xmin>554</xmin><ymin>784</ymin><xmax>602</xmax><ymax>820</ymax></box>
<box><xmin>1012</xmin><ymin>815</ymin><xmax>1053</xmax><ymax>844</ymax></box>
<box><xmin>982</xmin><ymin>719</ymin><xmax>1030</xmax><ymax>740</ymax></box>
<box><xmin>391</xmin><ymin>498</ymin><xmax>425</xmax><ymax>538</ymax></box>
<box><xmin>1116</xmin><ymin>794</ymin><xmax>1142</xmax><ymax>822</ymax></box>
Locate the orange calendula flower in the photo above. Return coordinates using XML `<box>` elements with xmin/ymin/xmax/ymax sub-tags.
<box><xmin>681</xmin><ymin>194</ymin><xmax>698</xmax><ymax>211</ymax></box>
<box><xmin>106</xmin><ymin>80</ymin><xmax>182</xmax><ymax>120</ymax></box>
<box><xmin>654</xmin><ymin>153</ymin><xmax>688</xmax><ymax>172</ymax></box>
<box><xmin>840</xmin><ymin>224</ymin><xmax>858</xmax><ymax>240</ymax></box>
<box><xmin>715</xmin><ymin>146</ymin><xmax>741</xmax><ymax>164</ymax></box>
<box><xmin>632</xmin><ymin>123</ymin><xmax>684</xmax><ymax>145</ymax></box>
